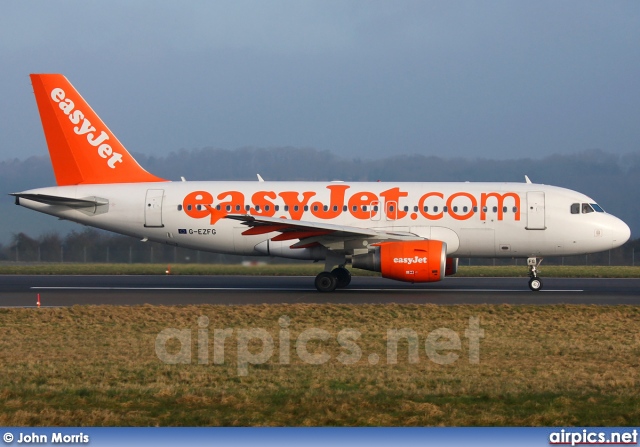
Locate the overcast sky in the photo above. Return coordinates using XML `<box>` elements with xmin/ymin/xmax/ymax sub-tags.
<box><xmin>1</xmin><ymin>1</ymin><xmax>639</xmax><ymax>161</ymax></box>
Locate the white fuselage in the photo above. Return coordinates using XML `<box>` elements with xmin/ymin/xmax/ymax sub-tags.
<box><xmin>17</xmin><ymin>181</ymin><xmax>631</xmax><ymax>260</ymax></box>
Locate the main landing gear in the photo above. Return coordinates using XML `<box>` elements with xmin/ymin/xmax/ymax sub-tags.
<box><xmin>315</xmin><ymin>266</ymin><xmax>351</xmax><ymax>292</ymax></box>
<box><xmin>527</xmin><ymin>257</ymin><xmax>543</xmax><ymax>291</ymax></box>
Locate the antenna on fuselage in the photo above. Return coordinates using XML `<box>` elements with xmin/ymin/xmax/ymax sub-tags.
<box><xmin>257</xmin><ymin>174</ymin><xmax>265</xmax><ymax>182</ymax></box>
<box><xmin>524</xmin><ymin>175</ymin><xmax>532</xmax><ymax>184</ymax></box>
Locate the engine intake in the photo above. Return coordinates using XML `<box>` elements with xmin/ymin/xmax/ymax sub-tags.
<box><xmin>352</xmin><ymin>240</ymin><xmax>447</xmax><ymax>283</ymax></box>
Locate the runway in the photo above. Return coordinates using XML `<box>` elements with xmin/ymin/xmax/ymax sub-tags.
<box><xmin>0</xmin><ymin>275</ymin><xmax>639</xmax><ymax>307</ymax></box>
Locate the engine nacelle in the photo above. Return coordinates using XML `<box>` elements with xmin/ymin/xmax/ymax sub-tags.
<box><xmin>445</xmin><ymin>257</ymin><xmax>459</xmax><ymax>276</ymax></box>
<box><xmin>352</xmin><ymin>240</ymin><xmax>447</xmax><ymax>283</ymax></box>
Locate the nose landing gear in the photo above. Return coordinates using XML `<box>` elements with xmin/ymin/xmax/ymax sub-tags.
<box><xmin>527</xmin><ymin>257</ymin><xmax>543</xmax><ymax>291</ymax></box>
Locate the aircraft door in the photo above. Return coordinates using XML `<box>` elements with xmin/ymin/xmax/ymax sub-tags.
<box><xmin>144</xmin><ymin>189</ymin><xmax>164</xmax><ymax>228</ymax></box>
<box><xmin>526</xmin><ymin>191</ymin><xmax>545</xmax><ymax>230</ymax></box>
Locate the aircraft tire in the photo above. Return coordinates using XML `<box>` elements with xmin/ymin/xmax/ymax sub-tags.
<box><xmin>315</xmin><ymin>272</ymin><xmax>338</xmax><ymax>292</ymax></box>
<box><xmin>332</xmin><ymin>267</ymin><xmax>352</xmax><ymax>288</ymax></box>
<box><xmin>528</xmin><ymin>277</ymin><xmax>543</xmax><ymax>292</ymax></box>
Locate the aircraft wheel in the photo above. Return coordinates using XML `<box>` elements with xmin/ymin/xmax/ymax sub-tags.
<box><xmin>332</xmin><ymin>267</ymin><xmax>352</xmax><ymax>288</ymax></box>
<box><xmin>315</xmin><ymin>272</ymin><xmax>338</xmax><ymax>292</ymax></box>
<box><xmin>528</xmin><ymin>277</ymin><xmax>543</xmax><ymax>292</ymax></box>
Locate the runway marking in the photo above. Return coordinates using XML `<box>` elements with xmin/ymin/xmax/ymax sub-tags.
<box><xmin>30</xmin><ymin>286</ymin><xmax>584</xmax><ymax>293</ymax></box>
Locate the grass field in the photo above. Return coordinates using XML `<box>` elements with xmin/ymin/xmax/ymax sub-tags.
<box><xmin>0</xmin><ymin>263</ymin><xmax>639</xmax><ymax>277</ymax></box>
<box><xmin>1</xmin><ymin>304</ymin><xmax>639</xmax><ymax>426</ymax></box>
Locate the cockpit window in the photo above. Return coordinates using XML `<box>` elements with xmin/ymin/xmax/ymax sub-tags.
<box><xmin>572</xmin><ymin>202</ymin><xmax>605</xmax><ymax>214</ymax></box>
<box><xmin>582</xmin><ymin>203</ymin><xmax>594</xmax><ymax>214</ymax></box>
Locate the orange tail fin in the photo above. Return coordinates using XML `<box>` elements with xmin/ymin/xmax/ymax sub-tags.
<box><xmin>30</xmin><ymin>74</ymin><xmax>166</xmax><ymax>185</ymax></box>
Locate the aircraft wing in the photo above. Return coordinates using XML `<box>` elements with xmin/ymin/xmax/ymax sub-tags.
<box><xmin>225</xmin><ymin>214</ymin><xmax>420</xmax><ymax>249</ymax></box>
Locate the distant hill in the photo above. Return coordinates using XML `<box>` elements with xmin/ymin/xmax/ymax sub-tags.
<box><xmin>1</xmin><ymin>147</ymin><xmax>638</xmax><ymax>244</ymax></box>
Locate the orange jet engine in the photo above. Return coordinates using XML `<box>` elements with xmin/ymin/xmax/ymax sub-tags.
<box><xmin>352</xmin><ymin>240</ymin><xmax>447</xmax><ymax>283</ymax></box>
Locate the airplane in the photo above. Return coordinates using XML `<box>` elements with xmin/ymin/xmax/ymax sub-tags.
<box><xmin>12</xmin><ymin>74</ymin><xmax>631</xmax><ymax>292</ymax></box>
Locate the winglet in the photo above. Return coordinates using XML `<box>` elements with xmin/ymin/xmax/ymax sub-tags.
<box><xmin>30</xmin><ymin>74</ymin><xmax>166</xmax><ymax>185</ymax></box>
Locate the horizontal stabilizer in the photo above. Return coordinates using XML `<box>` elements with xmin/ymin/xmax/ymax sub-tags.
<box><xmin>11</xmin><ymin>193</ymin><xmax>108</xmax><ymax>208</ymax></box>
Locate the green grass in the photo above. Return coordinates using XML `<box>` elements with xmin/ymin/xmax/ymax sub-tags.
<box><xmin>0</xmin><ymin>263</ymin><xmax>639</xmax><ymax>277</ymax></box>
<box><xmin>1</xmin><ymin>304</ymin><xmax>639</xmax><ymax>426</ymax></box>
<box><xmin>456</xmin><ymin>265</ymin><xmax>640</xmax><ymax>278</ymax></box>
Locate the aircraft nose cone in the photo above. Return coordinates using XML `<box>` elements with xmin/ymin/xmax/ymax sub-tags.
<box><xmin>611</xmin><ymin>218</ymin><xmax>631</xmax><ymax>248</ymax></box>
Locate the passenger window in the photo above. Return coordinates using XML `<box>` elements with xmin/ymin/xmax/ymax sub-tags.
<box><xmin>443</xmin><ymin>206</ymin><xmax>448</xmax><ymax>212</ymax></box>
<box><xmin>453</xmin><ymin>206</ymin><xmax>458</xmax><ymax>212</ymax></box>
<box><xmin>503</xmin><ymin>206</ymin><xmax>507</xmax><ymax>213</ymax></box>
<box><xmin>363</xmin><ymin>205</ymin><xmax>368</xmax><ymax>212</ymax></box>
<box><xmin>177</xmin><ymin>205</ymin><xmax>183</xmax><ymax>211</ymax></box>
<box><xmin>423</xmin><ymin>206</ymin><xmax>428</xmax><ymax>212</ymax></box>
<box><xmin>226</xmin><ymin>205</ymin><xmax>231</xmax><ymax>212</ymax></box>
<box><xmin>414</xmin><ymin>206</ymin><xmax>419</xmax><ymax>212</ymax></box>
<box><xmin>512</xmin><ymin>206</ymin><xmax>518</xmax><ymax>213</ymax></box>
<box><xmin>403</xmin><ymin>206</ymin><xmax>409</xmax><ymax>212</ymax></box>
<box><xmin>433</xmin><ymin>206</ymin><xmax>439</xmax><ymax>212</ymax></box>
<box><xmin>492</xmin><ymin>206</ymin><xmax>498</xmax><ymax>213</ymax></box>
